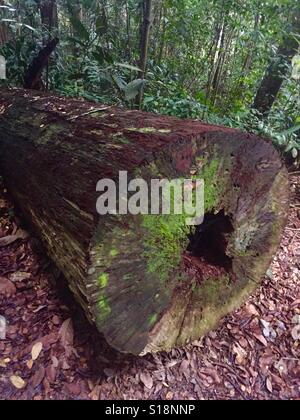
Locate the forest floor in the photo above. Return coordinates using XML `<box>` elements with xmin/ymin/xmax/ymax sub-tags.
<box><xmin>0</xmin><ymin>174</ymin><xmax>299</xmax><ymax>401</ymax></box>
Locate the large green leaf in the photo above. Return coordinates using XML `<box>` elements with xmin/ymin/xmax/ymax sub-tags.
<box><xmin>69</xmin><ymin>15</ymin><xmax>90</xmax><ymax>42</ymax></box>
<box><xmin>280</xmin><ymin>124</ymin><xmax>300</xmax><ymax>136</ymax></box>
<box><xmin>66</xmin><ymin>0</ymin><xmax>89</xmax><ymax>42</ymax></box>
<box><xmin>96</xmin><ymin>12</ymin><xmax>108</xmax><ymax>37</ymax></box>
<box><xmin>124</xmin><ymin>79</ymin><xmax>145</xmax><ymax>101</ymax></box>
<box><xmin>115</xmin><ymin>63</ymin><xmax>142</xmax><ymax>72</ymax></box>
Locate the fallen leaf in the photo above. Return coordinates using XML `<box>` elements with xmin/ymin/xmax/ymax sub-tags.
<box><xmin>46</xmin><ymin>365</ymin><xmax>57</xmax><ymax>383</ymax></box>
<box><xmin>89</xmin><ymin>385</ymin><xmax>101</xmax><ymax>400</ymax></box>
<box><xmin>59</xmin><ymin>318</ymin><xmax>74</xmax><ymax>350</ymax></box>
<box><xmin>10</xmin><ymin>375</ymin><xmax>26</xmax><ymax>389</ymax></box>
<box><xmin>26</xmin><ymin>359</ymin><xmax>34</xmax><ymax>370</ymax></box>
<box><xmin>140</xmin><ymin>372</ymin><xmax>153</xmax><ymax>390</ymax></box>
<box><xmin>51</xmin><ymin>356</ymin><xmax>59</xmax><ymax>368</ymax></box>
<box><xmin>52</xmin><ymin>315</ymin><xmax>60</xmax><ymax>325</ymax></box>
<box><xmin>246</xmin><ymin>304</ymin><xmax>260</xmax><ymax>316</ymax></box>
<box><xmin>199</xmin><ymin>367</ymin><xmax>221</xmax><ymax>384</ymax></box>
<box><xmin>253</xmin><ymin>333</ymin><xmax>268</xmax><ymax>347</ymax></box>
<box><xmin>266</xmin><ymin>377</ymin><xmax>273</xmax><ymax>393</ymax></box>
<box><xmin>31</xmin><ymin>365</ymin><xmax>45</xmax><ymax>388</ymax></box>
<box><xmin>0</xmin><ymin>276</ymin><xmax>16</xmax><ymax>296</ymax></box>
<box><xmin>9</xmin><ymin>271</ymin><xmax>31</xmax><ymax>282</ymax></box>
<box><xmin>0</xmin><ymin>315</ymin><xmax>6</xmax><ymax>340</ymax></box>
<box><xmin>291</xmin><ymin>325</ymin><xmax>300</xmax><ymax>341</ymax></box>
<box><xmin>31</xmin><ymin>342</ymin><xmax>43</xmax><ymax>361</ymax></box>
<box><xmin>66</xmin><ymin>382</ymin><xmax>81</xmax><ymax>395</ymax></box>
<box><xmin>274</xmin><ymin>359</ymin><xmax>288</xmax><ymax>376</ymax></box>
<box><xmin>0</xmin><ymin>229</ymin><xmax>28</xmax><ymax>247</ymax></box>
<box><xmin>179</xmin><ymin>359</ymin><xmax>190</xmax><ymax>373</ymax></box>
<box><xmin>62</xmin><ymin>359</ymin><xmax>70</xmax><ymax>370</ymax></box>
<box><xmin>259</xmin><ymin>354</ymin><xmax>274</xmax><ymax>375</ymax></box>
<box><xmin>232</xmin><ymin>343</ymin><xmax>247</xmax><ymax>365</ymax></box>
<box><xmin>25</xmin><ymin>333</ymin><xmax>57</xmax><ymax>355</ymax></box>
<box><xmin>165</xmin><ymin>391</ymin><xmax>174</xmax><ymax>399</ymax></box>
<box><xmin>292</xmin><ymin>314</ymin><xmax>300</xmax><ymax>325</ymax></box>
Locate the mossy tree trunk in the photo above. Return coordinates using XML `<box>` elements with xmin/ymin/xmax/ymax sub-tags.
<box><xmin>0</xmin><ymin>88</ymin><xmax>289</xmax><ymax>355</ymax></box>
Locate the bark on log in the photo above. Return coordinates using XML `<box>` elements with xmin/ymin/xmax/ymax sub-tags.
<box><xmin>0</xmin><ymin>88</ymin><xmax>289</xmax><ymax>355</ymax></box>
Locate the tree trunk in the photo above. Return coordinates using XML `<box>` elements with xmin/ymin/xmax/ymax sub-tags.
<box><xmin>0</xmin><ymin>88</ymin><xmax>289</xmax><ymax>355</ymax></box>
<box><xmin>137</xmin><ymin>0</ymin><xmax>153</xmax><ymax>108</ymax></box>
<box><xmin>0</xmin><ymin>0</ymin><xmax>9</xmax><ymax>47</ymax></box>
<box><xmin>23</xmin><ymin>37</ymin><xmax>59</xmax><ymax>89</ymax></box>
<box><xmin>37</xmin><ymin>0</ymin><xmax>58</xmax><ymax>90</ymax></box>
<box><xmin>39</xmin><ymin>0</ymin><xmax>58</xmax><ymax>34</ymax></box>
<box><xmin>252</xmin><ymin>8</ymin><xmax>300</xmax><ymax>117</ymax></box>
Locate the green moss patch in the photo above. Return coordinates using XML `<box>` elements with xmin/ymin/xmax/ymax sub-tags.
<box><xmin>142</xmin><ymin>212</ymin><xmax>192</xmax><ymax>282</ymax></box>
<box><xmin>196</xmin><ymin>158</ymin><xmax>222</xmax><ymax>212</ymax></box>
<box><xmin>197</xmin><ymin>275</ymin><xmax>232</xmax><ymax>306</ymax></box>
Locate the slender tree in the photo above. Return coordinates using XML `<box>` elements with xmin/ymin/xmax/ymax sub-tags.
<box><xmin>137</xmin><ymin>0</ymin><xmax>153</xmax><ymax>108</ymax></box>
<box><xmin>252</xmin><ymin>6</ymin><xmax>300</xmax><ymax>117</ymax></box>
<box><xmin>0</xmin><ymin>0</ymin><xmax>9</xmax><ymax>47</ymax></box>
<box><xmin>39</xmin><ymin>0</ymin><xmax>58</xmax><ymax>35</ymax></box>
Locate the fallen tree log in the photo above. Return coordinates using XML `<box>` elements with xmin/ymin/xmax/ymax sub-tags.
<box><xmin>0</xmin><ymin>88</ymin><xmax>289</xmax><ymax>355</ymax></box>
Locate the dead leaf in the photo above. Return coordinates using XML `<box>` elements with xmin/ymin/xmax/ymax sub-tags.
<box><xmin>199</xmin><ymin>367</ymin><xmax>221</xmax><ymax>384</ymax></box>
<box><xmin>232</xmin><ymin>343</ymin><xmax>247</xmax><ymax>365</ymax></box>
<box><xmin>0</xmin><ymin>359</ymin><xmax>7</xmax><ymax>368</ymax></box>
<box><xmin>259</xmin><ymin>354</ymin><xmax>274</xmax><ymax>375</ymax></box>
<box><xmin>31</xmin><ymin>365</ymin><xmax>45</xmax><ymax>388</ymax></box>
<box><xmin>165</xmin><ymin>391</ymin><xmax>174</xmax><ymax>399</ymax></box>
<box><xmin>59</xmin><ymin>318</ymin><xmax>74</xmax><ymax>350</ymax></box>
<box><xmin>246</xmin><ymin>304</ymin><xmax>260</xmax><ymax>316</ymax></box>
<box><xmin>51</xmin><ymin>356</ymin><xmax>59</xmax><ymax>368</ymax></box>
<box><xmin>0</xmin><ymin>276</ymin><xmax>16</xmax><ymax>296</ymax></box>
<box><xmin>10</xmin><ymin>375</ymin><xmax>26</xmax><ymax>389</ymax></box>
<box><xmin>253</xmin><ymin>333</ymin><xmax>268</xmax><ymax>347</ymax></box>
<box><xmin>52</xmin><ymin>315</ymin><xmax>60</xmax><ymax>325</ymax></box>
<box><xmin>26</xmin><ymin>359</ymin><xmax>34</xmax><ymax>370</ymax></box>
<box><xmin>62</xmin><ymin>359</ymin><xmax>70</xmax><ymax>370</ymax></box>
<box><xmin>140</xmin><ymin>372</ymin><xmax>153</xmax><ymax>390</ymax></box>
<box><xmin>89</xmin><ymin>385</ymin><xmax>101</xmax><ymax>400</ymax></box>
<box><xmin>179</xmin><ymin>359</ymin><xmax>190</xmax><ymax>373</ymax></box>
<box><xmin>274</xmin><ymin>359</ymin><xmax>288</xmax><ymax>376</ymax></box>
<box><xmin>31</xmin><ymin>342</ymin><xmax>43</xmax><ymax>361</ymax></box>
<box><xmin>0</xmin><ymin>229</ymin><xmax>28</xmax><ymax>247</ymax></box>
<box><xmin>46</xmin><ymin>365</ymin><xmax>57</xmax><ymax>383</ymax></box>
<box><xmin>66</xmin><ymin>382</ymin><xmax>81</xmax><ymax>396</ymax></box>
<box><xmin>266</xmin><ymin>377</ymin><xmax>273</xmax><ymax>393</ymax></box>
<box><xmin>292</xmin><ymin>314</ymin><xmax>300</xmax><ymax>325</ymax></box>
<box><xmin>0</xmin><ymin>315</ymin><xmax>6</xmax><ymax>340</ymax></box>
<box><xmin>9</xmin><ymin>271</ymin><xmax>31</xmax><ymax>282</ymax></box>
<box><xmin>291</xmin><ymin>325</ymin><xmax>300</xmax><ymax>341</ymax></box>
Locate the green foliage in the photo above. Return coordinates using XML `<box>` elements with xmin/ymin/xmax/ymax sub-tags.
<box><xmin>1</xmin><ymin>0</ymin><xmax>298</xmax><ymax>164</ymax></box>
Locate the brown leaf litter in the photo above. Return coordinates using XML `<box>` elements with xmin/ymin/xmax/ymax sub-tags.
<box><xmin>0</xmin><ymin>175</ymin><xmax>299</xmax><ymax>400</ymax></box>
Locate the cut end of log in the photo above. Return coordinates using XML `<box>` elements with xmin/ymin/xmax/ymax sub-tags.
<box><xmin>86</xmin><ymin>132</ymin><xmax>289</xmax><ymax>355</ymax></box>
<box><xmin>0</xmin><ymin>89</ymin><xmax>290</xmax><ymax>355</ymax></box>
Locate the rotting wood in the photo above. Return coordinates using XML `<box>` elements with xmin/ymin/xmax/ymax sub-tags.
<box><xmin>0</xmin><ymin>88</ymin><xmax>289</xmax><ymax>355</ymax></box>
